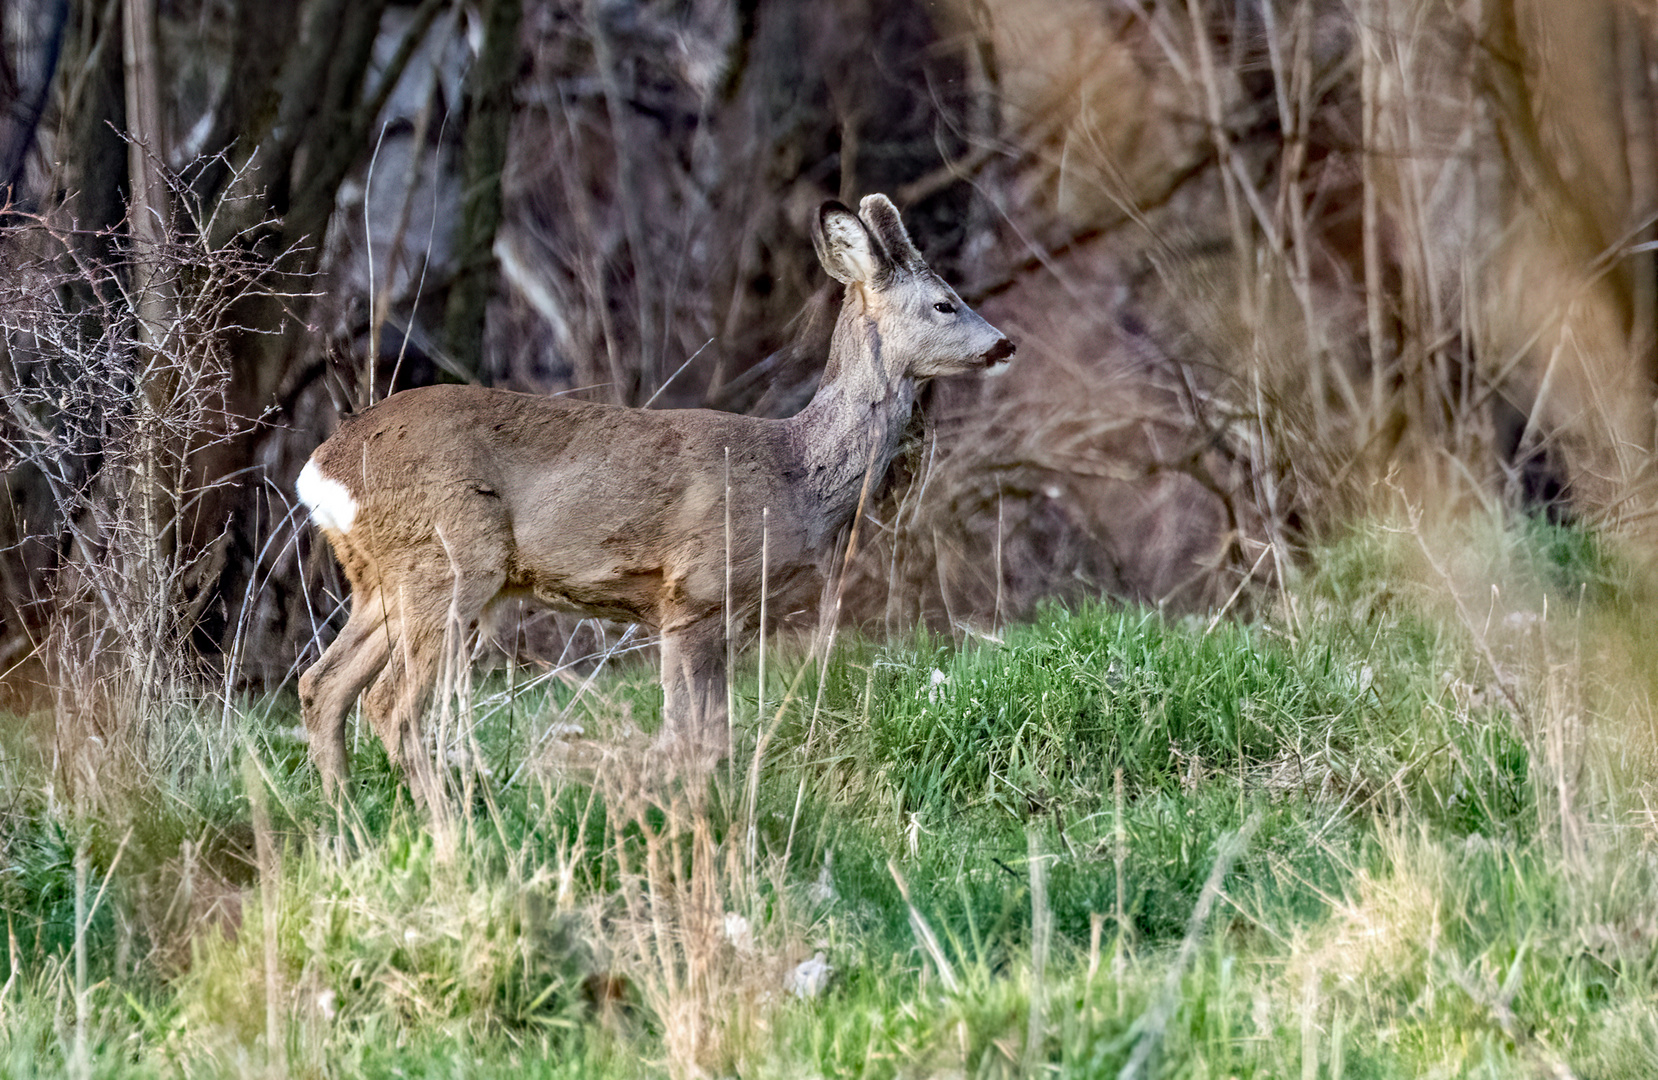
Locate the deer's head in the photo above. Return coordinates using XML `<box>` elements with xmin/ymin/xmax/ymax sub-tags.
<box><xmin>812</xmin><ymin>194</ymin><xmax>1015</xmax><ymax>380</ymax></box>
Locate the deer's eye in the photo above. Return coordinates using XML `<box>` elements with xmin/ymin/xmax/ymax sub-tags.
<box><xmin>933</xmin><ymin>301</ymin><xmax>956</xmax><ymax>315</ymax></box>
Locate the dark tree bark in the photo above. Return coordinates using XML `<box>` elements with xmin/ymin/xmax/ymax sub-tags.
<box><xmin>441</xmin><ymin>0</ymin><xmax>523</xmax><ymax>380</ymax></box>
<box><xmin>0</xmin><ymin>0</ymin><xmax>126</xmax><ymax>688</ymax></box>
<box><xmin>55</xmin><ymin>0</ymin><xmax>128</xmax><ymax>261</ymax></box>
<box><xmin>0</xmin><ymin>0</ymin><xmax>68</xmax><ymax>206</ymax></box>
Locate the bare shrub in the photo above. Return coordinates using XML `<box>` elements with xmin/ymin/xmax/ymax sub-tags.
<box><xmin>0</xmin><ymin>176</ymin><xmax>294</xmax><ymax>802</ymax></box>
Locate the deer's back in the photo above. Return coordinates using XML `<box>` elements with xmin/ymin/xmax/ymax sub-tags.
<box><xmin>306</xmin><ymin>384</ymin><xmax>815</xmax><ymax>623</ymax></box>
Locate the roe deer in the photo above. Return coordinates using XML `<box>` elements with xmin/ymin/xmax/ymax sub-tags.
<box><xmin>296</xmin><ymin>194</ymin><xmax>1013</xmax><ymax>807</ymax></box>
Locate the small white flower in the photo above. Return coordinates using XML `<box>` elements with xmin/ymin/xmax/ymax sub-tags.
<box><xmin>905</xmin><ymin>812</ymin><xmax>924</xmax><ymax>858</ymax></box>
<box><xmin>723</xmin><ymin>912</ymin><xmax>754</xmax><ymax>951</ymax></box>
<box><xmin>1250</xmin><ymin>990</ymin><xmax>1271</xmax><ymax>1037</ymax></box>
<box><xmin>927</xmin><ymin>668</ymin><xmax>949</xmax><ymax>703</ymax></box>
<box><xmin>788</xmin><ymin>952</ymin><xmax>833</xmax><ymax>998</ymax></box>
<box><xmin>806</xmin><ymin>852</ymin><xmax>836</xmax><ymax>906</ymax></box>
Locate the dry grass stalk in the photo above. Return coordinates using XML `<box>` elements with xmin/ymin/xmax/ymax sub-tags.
<box><xmin>564</xmin><ymin>742</ymin><xmax>811</xmax><ymax>1078</ymax></box>
<box><xmin>1119</xmin><ymin>811</ymin><xmax>1261</xmax><ymax>1080</ymax></box>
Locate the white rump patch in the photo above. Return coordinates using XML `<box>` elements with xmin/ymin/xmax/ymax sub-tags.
<box><xmin>297</xmin><ymin>459</ymin><xmax>358</xmax><ymax>534</ymax></box>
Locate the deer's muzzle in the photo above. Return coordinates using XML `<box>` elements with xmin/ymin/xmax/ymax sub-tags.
<box><xmin>983</xmin><ymin>337</ymin><xmax>1016</xmax><ymax>370</ymax></box>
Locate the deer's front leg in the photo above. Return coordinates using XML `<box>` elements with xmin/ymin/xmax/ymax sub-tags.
<box><xmin>658</xmin><ymin>612</ymin><xmax>730</xmax><ymax>763</ymax></box>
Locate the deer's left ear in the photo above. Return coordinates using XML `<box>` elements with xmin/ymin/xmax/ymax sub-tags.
<box><xmin>858</xmin><ymin>194</ymin><xmax>925</xmax><ymax>275</ymax></box>
<box><xmin>813</xmin><ymin>201</ymin><xmax>885</xmax><ymax>285</ymax></box>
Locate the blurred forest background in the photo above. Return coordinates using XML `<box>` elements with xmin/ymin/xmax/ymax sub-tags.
<box><xmin>3</xmin><ymin>0</ymin><xmax>1657</xmax><ymax>707</ymax></box>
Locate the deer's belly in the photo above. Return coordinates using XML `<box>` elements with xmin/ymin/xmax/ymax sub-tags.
<box><xmin>491</xmin><ymin>568</ymin><xmax>660</xmax><ymax>625</ymax></box>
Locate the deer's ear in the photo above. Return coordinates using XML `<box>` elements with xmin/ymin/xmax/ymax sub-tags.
<box><xmin>858</xmin><ymin>194</ymin><xmax>925</xmax><ymax>274</ymax></box>
<box><xmin>813</xmin><ymin>201</ymin><xmax>884</xmax><ymax>284</ymax></box>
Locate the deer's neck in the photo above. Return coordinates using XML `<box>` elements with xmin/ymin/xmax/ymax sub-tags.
<box><xmin>787</xmin><ymin>293</ymin><xmax>915</xmax><ymax>542</ymax></box>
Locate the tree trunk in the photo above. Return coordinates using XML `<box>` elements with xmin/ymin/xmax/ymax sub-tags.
<box><xmin>442</xmin><ymin>0</ymin><xmax>523</xmax><ymax>381</ymax></box>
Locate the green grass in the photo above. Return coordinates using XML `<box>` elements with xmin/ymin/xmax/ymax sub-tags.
<box><xmin>2</xmin><ymin>520</ymin><xmax>1657</xmax><ymax>1077</ymax></box>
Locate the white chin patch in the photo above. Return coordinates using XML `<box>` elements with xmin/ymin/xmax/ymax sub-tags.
<box><xmin>983</xmin><ymin>357</ymin><xmax>1013</xmax><ymax>378</ymax></box>
<box><xmin>297</xmin><ymin>459</ymin><xmax>358</xmax><ymax>534</ymax></box>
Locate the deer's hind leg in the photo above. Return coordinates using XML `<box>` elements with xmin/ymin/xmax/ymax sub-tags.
<box><xmin>362</xmin><ymin>617</ymin><xmax>445</xmax><ymax>812</ymax></box>
<box><xmin>363</xmin><ymin>563</ymin><xmax>507</xmax><ymax>810</ymax></box>
<box><xmin>299</xmin><ymin>595</ymin><xmax>393</xmax><ymax>799</ymax></box>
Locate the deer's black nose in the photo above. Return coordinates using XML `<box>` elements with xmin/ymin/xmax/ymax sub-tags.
<box><xmin>983</xmin><ymin>337</ymin><xmax>1016</xmax><ymax>365</ymax></box>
